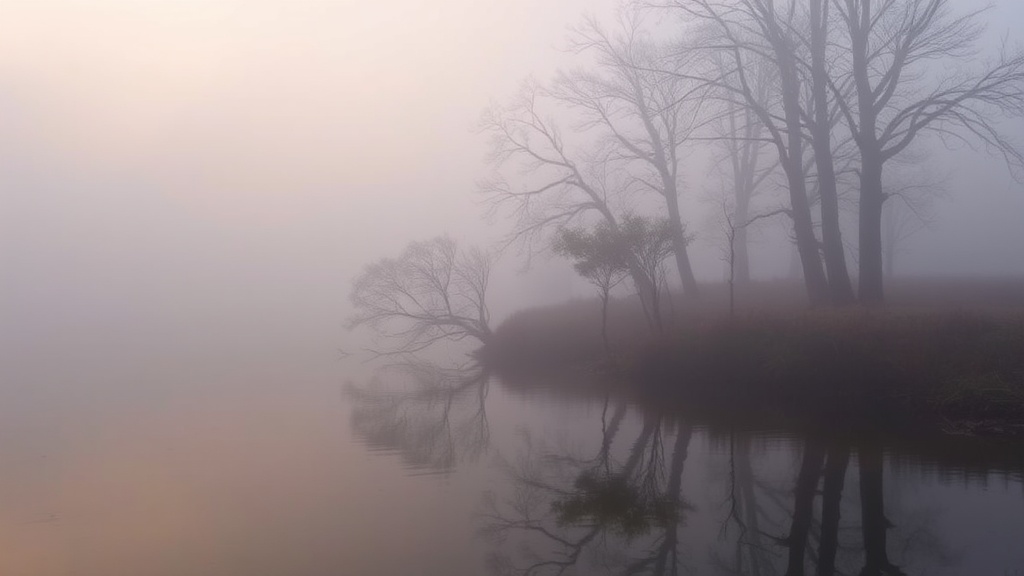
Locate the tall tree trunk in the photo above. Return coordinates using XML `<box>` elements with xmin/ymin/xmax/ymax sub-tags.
<box><xmin>724</xmin><ymin>90</ymin><xmax>761</xmax><ymax>289</ymax></box>
<box><xmin>734</xmin><ymin>190</ymin><xmax>751</xmax><ymax>286</ymax></box>
<box><xmin>777</xmin><ymin>39</ymin><xmax>830</xmax><ymax>305</ymax></box>
<box><xmin>858</xmin><ymin>156</ymin><xmax>886</xmax><ymax>304</ymax></box>
<box><xmin>728</xmin><ymin>222</ymin><xmax>737</xmax><ymax>318</ymax></box>
<box><xmin>848</xmin><ymin>3</ymin><xmax>886</xmax><ymax>305</ymax></box>
<box><xmin>665</xmin><ymin>183</ymin><xmax>699</xmax><ymax>298</ymax></box>
<box><xmin>810</xmin><ymin>0</ymin><xmax>855</xmax><ymax>305</ymax></box>
<box><xmin>600</xmin><ymin>291</ymin><xmax>611</xmax><ymax>356</ymax></box>
<box><xmin>785</xmin><ymin>157</ymin><xmax>830</xmax><ymax>305</ymax></box>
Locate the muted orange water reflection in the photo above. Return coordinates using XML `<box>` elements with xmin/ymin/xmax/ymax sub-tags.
<box><xmin>2</xmin><ymin>335</ymin><xmax>1023</xmax><ymax>576</ymax></box>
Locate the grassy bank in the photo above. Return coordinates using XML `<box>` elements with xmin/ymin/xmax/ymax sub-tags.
<box><xmin>479</xmin><ymin>280</ymin><xmax>1024</xmax><ymax>438</ymax></box>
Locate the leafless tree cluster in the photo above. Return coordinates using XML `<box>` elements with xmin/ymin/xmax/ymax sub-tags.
<box><xmin>483</xmin><ymin>0</ymin><xmax>1023</xmax><ymax>306</ymax></box>
<box><xmin>480</xmin><ymin>14</ymin><xmax>704</xmax><ymax>321</ymax></box>
<box><xmin>664</xmin><ymin>0</ymin><xmax>1024</xmax><ymax>304</ymax></box>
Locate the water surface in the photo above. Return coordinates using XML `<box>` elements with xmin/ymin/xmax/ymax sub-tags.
<box><xmin>2</xmin><ymin>332</ymin><xmax>1022</xmax><ymax>575</ymax></box>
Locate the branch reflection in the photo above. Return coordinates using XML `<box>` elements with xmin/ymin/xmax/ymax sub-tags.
<box><xmin>481</xmin><ymin>402</ymin><xmax>693</xmax><ymax>575</ymax></box>
<box><xmin>345</xmin><ymin>366</ymin><xmax>980</xmax><ymax>574</ymax></box>
<box><xmin>347</xmin><ymin>360</ymin><xmax>490</xmax><ymax>474</ymax></box>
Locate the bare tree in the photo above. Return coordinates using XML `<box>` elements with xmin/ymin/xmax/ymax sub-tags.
<box><xmin>348</xmin><ymin>237</ymin><xmax>492</xmax><ymax>356</ymax></box>
<box><xmin>667</xmin><ymin>0</ymin><xmax>832</xmax><ymax>304</ymax></box>
<box><xmin>808</xmin><ymin>0</ymin><xmax>856</xmax><ymax>304</ymax></box>
<box><xmin>831</xmin><ymin>0</ymin><xmax>1024</xmax><ymax>303</ymax></box>
<box><xmin>707</xmin><ymin>56</ymin><xmax>779</xmax><ymax>288</ymax></box>
<box><xmin>554</xmin><ymin>15</ymin><xmax>705</xmax><ymax>298</ymax></box>
<box><xmin>480</xmin><ymin>84</ymin><xmax>663</xmax><ymax>328</ymax></box>
<box><xmin>722</xmin><ymin>202</ymin><xmax>788</xmax><ymax>317</ymax></box>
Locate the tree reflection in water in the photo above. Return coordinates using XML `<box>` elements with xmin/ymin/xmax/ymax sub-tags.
<box><xmin>481</xmin><ymin>416</ymin><xmax>959</xmax><ymax>576</ymax></box>
<box><xmin>717</xmin><ymin>435</ymin><xmax>953</xmax><ymax>576</ymax></box>
<box><xmin>480</xmin><ymin>402</ymin><xmax>694</xmax><ymax>575</ymax></box>
<box><xmin>713</xmin><ymin>432</ymin><xmax>782</xmax><ymax>576</ymax></box>
<box><xmin>345</xmin><ymin>364</ymin><xmax>1001</xmax><ymax>575</ymax></box>
<box><xmin>346</xmin><ymin>360</ymin><xmax>490</xmax><ymax>474</ymax></box>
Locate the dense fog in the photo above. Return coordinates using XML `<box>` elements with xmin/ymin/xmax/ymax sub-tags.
<box><xmin>2</xmin><ymin>4</ymin><xmax>1024</xmax><ymax>575</ymax></box>
<box><xmin>1</xmin><ymin>0</ymin><xmax>1022</xmax><ymax>350</ymax></box>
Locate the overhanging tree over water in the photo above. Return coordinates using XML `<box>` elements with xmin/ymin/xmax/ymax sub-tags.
<box><xmin>348</xmin><ymin>236</ymin><xmax>493</xmax><ymax>356</ymax></box>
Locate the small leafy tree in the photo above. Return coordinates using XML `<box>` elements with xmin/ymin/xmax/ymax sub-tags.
<box><xmin>555</xmin><ymin>215</ymin><xmax>677</xmax><ymax>343</ymax></box>
<box><xmin>554</xmin><ymin>224</ymin><xmax>630</xmax><ymax>354</ymax></box>
<box><xmin>348</xmin><ymin>237</ymin><xmax>492</xmax><ymax>356</ymax></box>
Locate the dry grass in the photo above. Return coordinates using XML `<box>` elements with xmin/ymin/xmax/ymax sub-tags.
<box><xmin>479</xmin><ymin>278</ymin><xmax>1024</xmax><ymax>437</ymax></box>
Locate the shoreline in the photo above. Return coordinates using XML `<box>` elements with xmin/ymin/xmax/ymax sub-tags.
<box><xmin>480</xmin><ymin>306</ymin><xmax>1024</xmax><ymax>441</ymax></box>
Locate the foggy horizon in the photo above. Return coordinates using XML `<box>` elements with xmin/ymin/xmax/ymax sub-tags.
<box><xmin>2</xmin><ymin>0</ymin><xmax>1023</xmax><ymax>345</ymax></box>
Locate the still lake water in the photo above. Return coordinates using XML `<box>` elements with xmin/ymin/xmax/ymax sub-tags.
<box><xmin>2</xmin><ymin>325</ymin><xmax>1023</xmax><ymax>576</ymax></box>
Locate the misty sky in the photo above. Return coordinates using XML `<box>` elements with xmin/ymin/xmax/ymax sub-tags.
<box><xmin>1</xmin><ymin>0</ymin><xmax>1023</xmax><ymax>345</ymax></box>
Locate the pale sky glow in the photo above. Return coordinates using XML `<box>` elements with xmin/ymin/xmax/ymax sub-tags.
<box><xmin>0</xmin><ymin>0</ymin><xmax>621</xmax><ymax>350</ymax></box>
<box><xmin>0</xmin><ymin>1</ymin><xmax>602</xmax><ymax>226</ymax></box>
